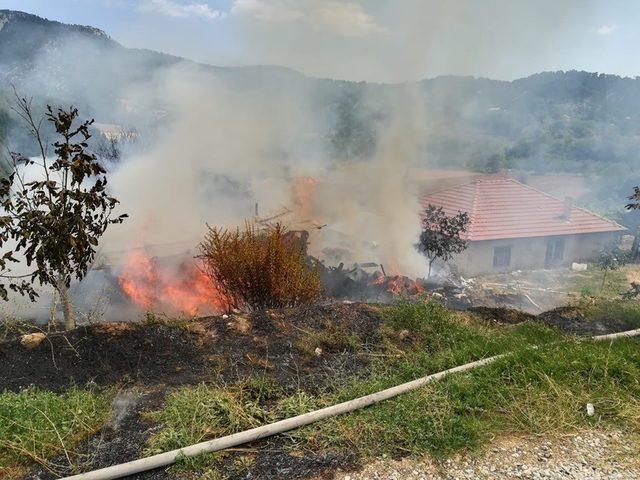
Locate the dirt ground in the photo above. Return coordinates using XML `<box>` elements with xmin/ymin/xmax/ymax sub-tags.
<box><xmin>1</xmin><ymin>303</ymin><xmax>384</xmax><ymax>394</ymax></box>
<box><xmin>3</xmin><ymin>301</ymin><xmax>636</xmax><ymax>480</ymax></box>
<box><xmin>336</xmin><ymin>430</ymin><xmax>640</xmax><ymax>480</ymax></box>
<box><xmin>459</xmin><ymin>265</ymin><xmax>640</xmax><ymax>314</ymax></box>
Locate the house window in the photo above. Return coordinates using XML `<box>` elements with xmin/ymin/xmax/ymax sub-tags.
<box><xmin>493</xmin><ymin>246</ymin><xmax>511</xmax><ymax>268</ymax></box>
<box><xmin>545</xmin><ymin>238</ymin><xmax>565</xmax><ymax>264</ymax></box>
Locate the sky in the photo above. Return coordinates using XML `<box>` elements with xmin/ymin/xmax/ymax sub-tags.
<box><xmin>1</xmin><ymin>0</ymin><xmax>639</xmax><ymax>83</ymax></box>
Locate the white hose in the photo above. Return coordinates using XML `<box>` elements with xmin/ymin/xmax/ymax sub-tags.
<box><xmin>63</xmin><ymin>327</ymin><xmax>640</xmax><ymax>480</ymax></box>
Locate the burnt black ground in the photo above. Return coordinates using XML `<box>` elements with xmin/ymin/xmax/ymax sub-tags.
<box><xmin>1</xmin><ymin>303</ymin><xmax>384</xmax><ymax>394</ymax></box>
<box><xmin>5</xmin><ymin>302</ymin><xmax>635</xmax><ymax>480</ymax></box>
<box><xmin>10</xmin><ymin>303</ymin><xmax>381</xmax><ymax>480</ymax></box>
<box><xmin>537</xmin><ymin>305</ymin><xmax>635</xmax><ymax>335</ymax></box>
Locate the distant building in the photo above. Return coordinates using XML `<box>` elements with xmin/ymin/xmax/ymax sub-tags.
<box><xmin>420</xmin><ymin>177</ymin><xmax>625</xmax><ymax>275</ymax></box>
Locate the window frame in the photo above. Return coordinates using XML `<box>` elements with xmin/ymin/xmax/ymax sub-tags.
<box><xmin>493</xmin><ymin>245</ymin><xmax>512</xmax><ymax>268</ymax></box>
<box><xmin>545</xmin><ymin>237</ymin><xmax>565</xmax><ymax>265</ymax></box>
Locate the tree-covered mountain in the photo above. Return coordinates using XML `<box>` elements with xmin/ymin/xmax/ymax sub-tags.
<box><xmin>417</xmin><ymin>72</ymin><xmax>640</xmax><ymax>173</ymax></box>
<box><xmin>2</xmin><ymin>9</ymin><xmax>640</xmax><ymax>177</ymax></box>
<box><xmin>0</xmin><ymin>9</ymin><xmax>314</xmax><ymax>155</ymax></box>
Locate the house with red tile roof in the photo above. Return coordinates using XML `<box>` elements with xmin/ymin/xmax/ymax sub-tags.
<box><xmin>420</xmin><ymin>177</ymin><xmax>625</xmax><ymax>275</ymax></box>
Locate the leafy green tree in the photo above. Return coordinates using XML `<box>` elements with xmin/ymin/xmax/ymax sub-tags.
<box><xmin>417</xmin><ymin>205</ymin><xmax>469</xmax><ymax>277</ymax></box>
<box><xmin>0</xmin><ymin>94</ymin><xmax>126</xmax><ymax>329</ymax></box>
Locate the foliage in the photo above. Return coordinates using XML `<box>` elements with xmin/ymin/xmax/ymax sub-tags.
<box><xmin>9</xmin><ymin>16</ymin><xmax>640</xmax><ymax>177</ymax></box>
<box><xmin>139</xmin><ymin>300</ymin><xmax>638</xmax><ymax>475</ymax></box>
<box><xmin>623</xmin><ymin>281</ymin><xmax>640</xmax><ymax>299</ymax></box>
<box><xmin>146</xmin><ymin>384</ymin><xmax>265</xmax><ymax>454</ymax></box>
<box><xmin>626</xmin><ymin>186</ymin><xmax>640</xmax><ymax>211</ymax></box>
<box><xmin>574</xmin><ymin>298</ymin><xmax>640</xmax><ymax>331</ymax></box>
<box><xmin>383</xmin><ymin>298</ymin><xmax>452</xmax><ymax>341</ymax></box>
<box><xmin>0</xmin><ymin>95</ymin><xmax>126</xmax><ymax>328</ymax></box>
<box><xmin>199</xmin><ymin>223</ymin><xmax>322</xmax><ymax>310</ymax></box>
<box><xmin>272</xmin><ymin>391</ymin><xmax>320</xmax><ymax>419</ymax></box>
<box><xmin>296</xmin><ymin>320</ymin><xmax>364</xmax><ymax>357</ymax></box>
<box><xmin>0</xmin><ymin>387</ymin><xmax>111</xmax><ymax>477</ymax></box>
<box><xmin>145</xmin><ymin>383</ymin><xmax>265</xmax><ymax>473</ymax></box>
<box><xmin>287</xmin><ymin>301</ymin><xmax>639</xmax><ymax>459</ymax></box>
<box><xmin>597</xmin><ymin>242</ymin><xmax>629</xmax><ymax>292</ymax></box>
<box><xmin>598</xmin><ymin>245</ymin><xmax>628</xmax><ymax>272</ymax></box>
<box><xmin>624</xmin><ymin>186</ymin><xmax>640</xmax><ymax>263</ymax></box>
<box><xmin>417</xmin><ymin>205</ymin><xmax>469</xmax><ymax>277</ymax></box>
<box><xmin>309</xmin><ymin>338</ymin><xmax>640</xmax><ymax>458</ymax></box>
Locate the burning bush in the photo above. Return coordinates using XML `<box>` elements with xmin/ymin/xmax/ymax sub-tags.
<box><xmin>199</xmin><ymin>223</ymin><xmax>322</xmax><ymax>310</ymax></box>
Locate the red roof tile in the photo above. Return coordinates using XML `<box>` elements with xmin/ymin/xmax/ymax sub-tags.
<box><xmin>420</xmin><ymin>177</ymin><xmax>625</xmax><ymax>241</ymax></box>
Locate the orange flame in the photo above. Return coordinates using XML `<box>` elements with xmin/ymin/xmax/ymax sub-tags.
<box><xmin>118</xmin><ymin>250</ymin><xmax>229</xmax><ymax>316</ymax></box>
<box><xmin>371</xmin><ymin>269</ymin><xmax>425</xmax><ymax>296</ymax></box>
<box><xmin>291</xmin><ymin>176</ymin><xmax>318</xmax><ymax>219</ymax></box>
<box><xmin>119</xmin><ymin>250</ymin><xmax>157</xmax><ymax>310</ymax></box>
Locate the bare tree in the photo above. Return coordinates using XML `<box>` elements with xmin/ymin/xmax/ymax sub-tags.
<box><xmin>0</xmin><ymin>93</ymin><xmax>126</xmax><ymax>329</ymax></box>
<box><xmin>597</xmin><ymin>242</ymin><xmax>628</xmax><ymax>293</ymax></box>
<box><xmin>417</xmin><ymin>205</ymin><xmax>469</xmax><ymax>278</ymax></box>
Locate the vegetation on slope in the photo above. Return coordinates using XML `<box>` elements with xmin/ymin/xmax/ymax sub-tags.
<box><xmin>1</xmin><ymin>299</ymin><xmax>639</xmax><ymax>478</ymax></box>
<box><xmin>143</xmin><ymin>301</ymin><xmax>640</xmax><ymax>476</ymax></box>
<box><xmin>3</xmin><ymin>12</ymin><xmax>640</xmax><ymax>177</ymax></box>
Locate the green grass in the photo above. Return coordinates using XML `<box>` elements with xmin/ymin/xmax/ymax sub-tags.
<box><xmin>375</xmin><ymin>300</ymin><xmax>562</xmax><ymax>383</ymax></box>
<box><xmin>0</xmin><ymin>387</ymin><xmax>112</xmax><ymax>478</ymax></box>
<box><xmin>295</xmin><ymin>322</ymin><xmax>364</xmax><ymax>356</ymax></box>
<box><xmin>5</xmin><ymin>298</ymin><xmax>638</xmax><ymax>477</ymax></box>
<box><xmin>146</xmin><ymin>384</ymin><xmax>266</xmax><ymax>454</ymax></box>
<box><xmin>290</xmin><ymin>301</ymin><xmax>640</xmax><ymax>458</ymax></box>
<box><xmin>573</xmin><ymin>268</ymin><xmax>629</xmax><ymax>298</ymax></box>
<box><xmin>144</xmin><ymin>383</ymin><xmax>267</xmax><ymax>473</ymax></box>
<box><xmin>300</xmin><ymin>337</ymin><xmax>640</xmax><ymax>458</ymax></box>
<box><xmin>578</xmin><ymin>299</ymin><xmax>640</xmax><ymax>330</ymax></box>
<box><xmin>145</xmin><ymin>299</ymin><xmax>640</xmax><ymax>471</ymax></box>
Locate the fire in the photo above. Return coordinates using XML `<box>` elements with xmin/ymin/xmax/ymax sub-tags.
<box><xmin>291</xmin><ymin>176</ymin><xmax>318</xmax><ymax>219</ymax></box>
<box><xmin>118</xmin><ymin>250</ymin><xmax>229</xmax><ymax>316</ymax></box>
<box><xmin>119</xmin><ymin>250</ymin><xmax>157</xmax><ymax>309</ymax></box>
<box><xmin>371</xmin><ymin>270</ymin><xmax>425</xmax><ymax>296</ymax></box>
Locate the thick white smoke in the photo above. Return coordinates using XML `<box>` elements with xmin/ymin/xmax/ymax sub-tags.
<box><xmin>101</xmin><ymin>62</ymin><xmax>430</xmax><ymax>278</ymax></box>
<box><xmin>103</xmin><ymin>63</ymin><xmax>312</xmax><ymax>250</ymax></box>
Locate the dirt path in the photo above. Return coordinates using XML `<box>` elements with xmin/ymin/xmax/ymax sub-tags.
<box><xmin>337</xmin><ymin>430</ymin><xmax>640</xmax><ymax>480</ymax></box>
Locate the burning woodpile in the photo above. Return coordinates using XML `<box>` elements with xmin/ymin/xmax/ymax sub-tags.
<box><xmin>372</xmin><ymin>271</ymin><xmax>426</xmax><ymax>296</ymax></box>
<box><xmin>312</xmin><ymin>259</ymin><xmax>428</xmax><ymax>302</ymax></box>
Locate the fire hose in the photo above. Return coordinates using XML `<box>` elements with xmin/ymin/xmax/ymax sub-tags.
<box><xmin>63</xmin><ymin>327</ymin><xmax>640</xmax><ymax>480</ymax></box>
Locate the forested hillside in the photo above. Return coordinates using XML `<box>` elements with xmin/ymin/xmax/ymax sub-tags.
<box><xmin>2</xmin><ymin>9</ymin><xmax>640</xmax><ymax>178</ymax></box>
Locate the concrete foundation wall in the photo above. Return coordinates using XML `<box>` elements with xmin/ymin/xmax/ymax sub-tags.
<box><xmin>451</xmin><ymin>232</ymin><xmax>620</xmax><ymax>276</ymax></box>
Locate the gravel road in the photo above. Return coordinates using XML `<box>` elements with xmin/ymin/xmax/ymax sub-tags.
<box><xmin>336</xmin><ymin>430</ymin><xmax>639</xmax><ymax>480</ymax></box>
